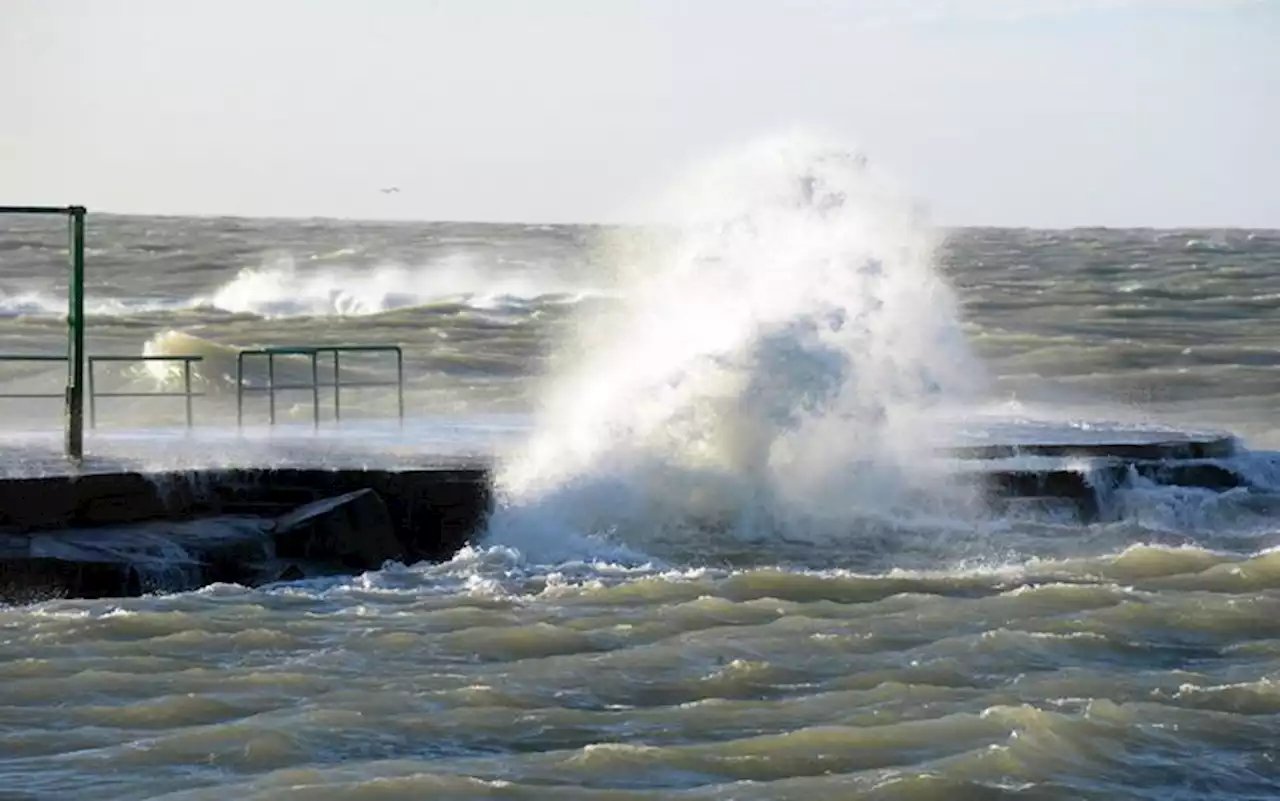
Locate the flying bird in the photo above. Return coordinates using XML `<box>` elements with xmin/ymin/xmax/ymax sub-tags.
<box><xmin>379</xmin><ymin>186</ymin><xmax>400</xmax><ymax>194</ymax></box>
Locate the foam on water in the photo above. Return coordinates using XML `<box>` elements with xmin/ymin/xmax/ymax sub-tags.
<box><xmin>484</xmin><ymin>133</ymin><xmax>992</xmax><ymax>564</ymax></box>
<box><xmin>0</xmin><ymin>289</ymin><xmax>187</xmax><ymax>318</ymax></box>
<box><xmin>197</xmin><ymin>252</ymin><xmax>598</xmax><ymax>317</ymax></box>
<box><xmin>2</xmin><ymin>253</ymin><xmax>604</xmax><ymax>322</ymax></box>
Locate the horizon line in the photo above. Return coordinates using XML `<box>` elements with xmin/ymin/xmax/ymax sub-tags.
<box><xmin>21</xmin><ymin>208</ymin><xmax>1276</xmax><ymax>233</ymax></box>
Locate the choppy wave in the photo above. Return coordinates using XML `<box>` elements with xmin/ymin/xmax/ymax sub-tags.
<box><xmin>192</xmin><ymin>253</ymin><xmax>606</xmax><ymax>318</ymax></box>
<box><xmin>1</xmin><ymin>255</ymin><xmax>608</xmax><ymax>322</ymax></box>
<box><xmin>0</xmin><ymin>289</ymin><xmax>189</xmax><ymax>318</ymax></box>
<box><xmin>6</xmin><ymin>537</ymin><xmax>1279</xmax><ymax>798</ymax></box>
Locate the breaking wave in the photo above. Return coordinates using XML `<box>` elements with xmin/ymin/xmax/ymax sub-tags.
<box><xmin>193</xmin><ymin>253</ymin><xmax>602</xmax><ymax>318</ymax></box>
<box><xmin>484</xmin><ymin>132</ymin><xmax>992</xmax><ymax>563</ymax></box>
<box><xmin>0</xmin><ymin>289</ymin><xmax>187</xmax><ymax>318</ymax></box>
<box><xmin>0</xmin><ymin>256</ymin><xmax>606</xmax><ymax>321</ymax></box>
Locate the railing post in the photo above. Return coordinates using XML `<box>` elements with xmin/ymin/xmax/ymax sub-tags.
<box><xmin>310</xmin><ymin>351</ymin><xmax>320</xmax><ymax>430</ymax></box>
<box><xmin>183</xmin><ymin>358</ymin><xmax>194</xmax><ymax>428</ymax></box>
<box><xmin>395</xmin><ymin>347</ymin><xmax>405</xmax><ymax>423</ymax></box>
<box><xmin>267</xmin><ymin>352</ymin><xmax>276</xmax><ymax>425</ymax></box>
<box><xmin>65</xmin><ymin>207</ymin><xmax>86</xmax><ymax>461</ymax></box>
<box><xmin>332</xmin><ymin>350</ymin><xmax>342</xmax><ymax>422</ymax></box>
<box><xmin>236</xmin><ymin>351</ymin><xmax>245</xmax><ymax>428</ymax></box>
<box><xmin>87</xmin><ymin>357</ymin><xmax>96</xmax><ymax>430</ymax></box>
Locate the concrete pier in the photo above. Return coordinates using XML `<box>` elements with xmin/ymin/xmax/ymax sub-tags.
<box><xmin>0</xmin><ymin>466</ymin><xmax>490</xmax><ymax>602</ymax></box>
<box><xmin>0</xmin><ymin>427</ymin><xmax>1257</xmax><ymax>603</ymax></box>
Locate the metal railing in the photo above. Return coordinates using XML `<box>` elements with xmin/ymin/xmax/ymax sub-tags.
<box><xmin>88</xmin><ymin>355</ymin><xmax>204</xmax><ymax>428</ymax></box>
<box><xmin>0</xmin><ymin>355</ymin><xmax>73</xmax><ymax>400</ymax></box>
<box><xmin>0</xmin><ymin>354</ymin><xmax>205</xmax><ymax>429</ymax></box>
<box><xmin>235</xmin><ymin>344</ymin><xmax>405</xmax><ymax>428</ymax></box>
<box><xmin>0</xmin><ymin>345</ymin><xmax>406</xmax><ymax>431</ymax></box>
<box><xmin>0</xmin><ymin>205</ymin><xmax>86</xmax><ymax>458</ymax></box>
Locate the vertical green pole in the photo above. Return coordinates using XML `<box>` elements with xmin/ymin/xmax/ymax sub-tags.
<box><xmin>332</xmin><ymin>350</ymin><xmax>341</xmax><ymax>422</ymax></box>
<box><xmin>184</xmin><ymin>359</ymin><xmax>194</xmax><ymax>428</ymax></box>
<box><xmin>310</xmin><ymin>351</ymin><xmax>320</xmax><ymax>430</ymax></box>
<box><xmin>395</xmin><ymin>347</ymin><xmax>404</xmax><ymax>424</ymax></box>
<box><xmin>65</xmin><ymin>206</ymin><xmax>86</xmax><ymax>461</ymax></box>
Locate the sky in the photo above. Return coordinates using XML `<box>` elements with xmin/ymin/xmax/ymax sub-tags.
<box><xmin>1</xmin><ymin>0</ymin><xmax>1276</xmax><ymax>228</ymax></box>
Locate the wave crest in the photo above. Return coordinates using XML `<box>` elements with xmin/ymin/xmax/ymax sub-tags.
<box><xmin>486</xmin><ymin>132</ymin><xmax>989</xmax><ymax>562</ymax></box>
<box><xmin>197</xmin><ymin>254</ymin><xmax>597</xmax><ymax>318</ymax></box>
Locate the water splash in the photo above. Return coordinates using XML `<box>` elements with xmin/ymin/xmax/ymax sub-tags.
<box><xmin>486</xmin><ymin>133</ymin><xmax>990</xmax><ymax>562</ymax></box>
<box><xmin>197</xmin><ymin>253</ymin><xmax>597</xmax><ymax>318</ymax></box>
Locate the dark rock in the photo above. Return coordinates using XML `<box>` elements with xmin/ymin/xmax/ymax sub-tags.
<box><xmin>275</xmin><ymin>563</ymin><xmax>307</xmax><ymax>582</ymax></box>
<box><xmin>0</xmin><ymin>466</ymin><xmax>492</xmax><ymax>602</ymax></box>
<box><xmin>950</xmin><ymin>435</ymin><xmax>1237</xmax><ymax>462</ymax></box>
<box><xmin>978</xmin><ymin>467</ymin><xmax>1114</xmax><ymax>522</ymax></box>
<box><xmin>0</xmin><ymin>556</ymin><xmax>137</xmax><ymax>603</ymax></box>
<box><xmin>273</xmin><ymin>488</ymin><xmax>403</xmax><ymax>571</ymax></box>
<box><xmin>1133</xmin><ymin>462</ymin><xmax>1246</xmax><ymax>491</ymax></box>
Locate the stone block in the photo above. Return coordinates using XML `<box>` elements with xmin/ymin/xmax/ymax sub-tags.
<box><xmin>272</xmin><ymin>488</ymin><xmax>405</xmax><ymax>571</ymax></box>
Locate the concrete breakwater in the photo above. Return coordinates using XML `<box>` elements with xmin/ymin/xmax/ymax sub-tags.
<box><xmin>0</xmin><ymin>430</ymin><xmax>1254</xmax><ymax>602</ymax></box>
<box><xmin>0</xmin><ymin>466</ymin><xmax>490</xmax><ymax>602</ymax></box>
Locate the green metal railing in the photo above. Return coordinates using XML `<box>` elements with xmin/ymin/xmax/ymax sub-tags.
<box><xmin>0</xmin><ymin>205</ymin><xmax>86</xmax><ymax>459</ymax></box>
<box><xmin>235</xmin><ymin>345</ymin><xmax>405</xmax><ymax>428</ymax></box>
<box><xmin>88</xmin><ymin>355</ymin><xmax>204</xmax><ymax>429</ymax></box>
<box><xmin>2</xmin><ymin>206</ymin><xmax>410</xmax><ymax>444</ymax></box>
<box><xmin>0</xmin><ymin>354</ymin><xmax>205</xmax><ymax>428</ymax></box>
<box><xmin>0</xmin><ymin>355</ymin><xmax>73</xmax><ymax>399</ymax></box>
<box><xmin>0</xmin><ymin>347</ymin><xmax>405</xmax><ymax>431</ymax></box>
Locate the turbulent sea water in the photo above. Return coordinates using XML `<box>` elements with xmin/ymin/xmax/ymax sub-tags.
<box><xmin>2</xmin><ymin>139</ymin><xmax>1280</xmax><ymax>799</ymax></box>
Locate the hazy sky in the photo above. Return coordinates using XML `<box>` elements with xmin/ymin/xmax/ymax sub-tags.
<box><xmin>2</xmin><ymin>0</ymin><xmax>1276</xmax><ymax>227</ymax></box>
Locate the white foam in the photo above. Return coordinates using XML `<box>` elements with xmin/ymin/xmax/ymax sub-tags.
<box><xmin>2</xmin><ymin>252</ymin><xmax>607</xmax><ymax>321</ymax></box>
<box><xmin>0</xmin><ymin>289</ymin><xmax>182</xmax><ymax>318</ymax></box>
<box><xmin>486</xmin><ymin>132</ymin><xmax>990</xmax><ymax>560</ymax></box>
<box><xmin>196</xmin><ymin>252</ymin><xmax>600</xmax><ymax>318</ymax></box>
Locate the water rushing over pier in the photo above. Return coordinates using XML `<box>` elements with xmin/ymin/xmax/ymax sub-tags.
<box><xmin>0</xmin><ymin>416</ymin><xmax>1266</xmax><ymax>603</ymax></box>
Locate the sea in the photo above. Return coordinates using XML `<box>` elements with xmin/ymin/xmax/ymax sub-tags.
<box><xmin>1</xmin><ymin>139</ymin><xmax>1279</xmax><ymax>799</ymax></box>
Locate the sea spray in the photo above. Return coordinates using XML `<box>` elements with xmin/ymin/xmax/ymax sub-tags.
<box><xmin>485</xmin><ymin>134</ymin><xmax>991</xmax><ymax>563</ymax></box>
<box><xmin>198</xmin><ymin>252</ymin><xmax>592</xmax><ymax>317</ymax></box>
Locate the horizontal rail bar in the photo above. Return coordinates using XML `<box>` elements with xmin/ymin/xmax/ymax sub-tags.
<box><xmin>92</xmin><ymin>391</ymin><xmax>207</xmax><ymax>399</ymax></box>
<box><xmin>0</xmin><ymin>205</ymin><xmax>84</xmax><ymax>215</ymax></box>
<box><xmin>87</xmin><ymin>355</ymin><xmax>203</xmax><ymax>430</ymax></box>
<box><xmin>321</xmin><ymin>380</ymin><xmax>400</xmax><ymax>389</ymax></box>
<box><xmin>236</xmin><ymin>344</ymin><xmax>405</xmax><ymax>428</ymax></box>
<box><xmin>0</xmin><ymin>392</ymin><xmax>66</xmax><ymax>399</ymax></box>
<box><xmin>238</xmin><ymin>381</ymin><xmax>400</xmax><ymax>392</ymax></box>
<box><xmin>89</xmin><ymin>355</ymin><xmax>204</xmax><ymax>362</ymax></box>
<box><xmin>239</xmin><ymin>345</ymin><xmax>402</xmax><ymax>355</ymax></box>
<box><xmin>0</xmin><ymin>354</ymin><xmax>204</xmax><ymax>363</ymax></box>
<box><xmin>0</xmin><ymin>354</ymin><xmax>69</xmax><ymax>362</ymax></box>
<box><xmin>312</xmin><ymin>345</ymin><xmax>402</xmax><ymax>353</ymax></box>
<box><xmin>239</xmin><ymin>347</ymin><xmax>318</xmax><ymax>356</ymax></box>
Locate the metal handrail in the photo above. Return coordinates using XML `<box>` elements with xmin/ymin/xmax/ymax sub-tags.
<box><xmin>0</xmin><ymin>205</ymin><xmax>82</xmax><ymax>214</ymax></box>
<box><xmin>0</xmin><ymin>205</ymin><xmax>88</xmax><ymax>459</ymax></box>
<box><xmin>235</xmin><ymin>344</ymin><xmax>405</xmax><ymax>428</ymax></box>
<box><xmin>0</xmin><ymin>355</ymin><xmax>74</xmax><ymax>399</ymax></box>
<box><xmin>0</xmin><ymin>354</ymin><xmax>204</xmax><ymax>428</ymax></box>
<box><xmin>88</xmin><ymin>355</ymin><xmax>204</xmax><ymax>429</ymax></box>
<box><xmin>0</xmin><ymin>344</ymin><xmax>405</xmax><ymax>432</ymax></box>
